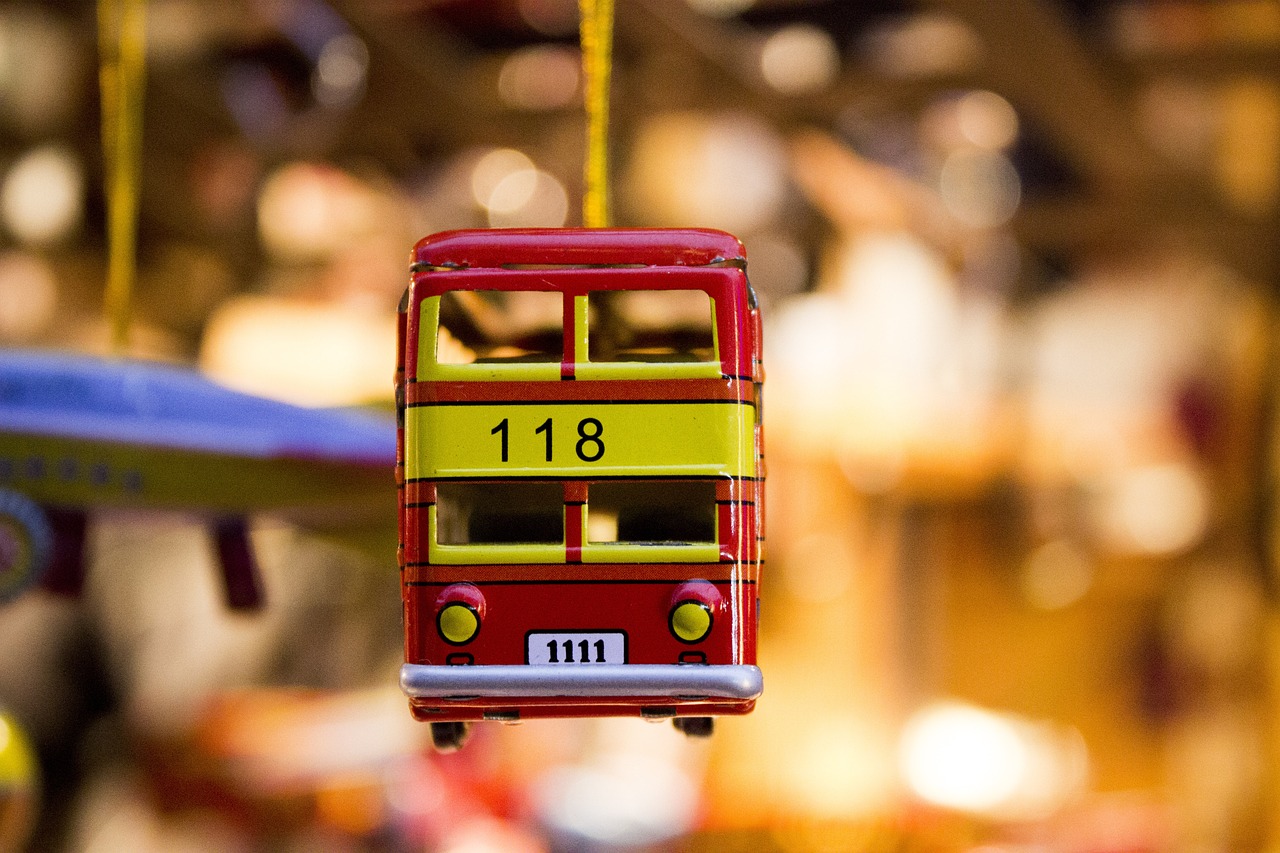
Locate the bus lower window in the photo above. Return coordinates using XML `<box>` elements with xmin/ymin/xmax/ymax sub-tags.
<box><xmin>437</xmin><ymin>290</ymin><xmax>562</xmax><ymax>364</ymax></box>
<box><xmin>587</xmin><ymin>481</ymin><xmax>716</xmax><ymax>544</ymax></box>
<box><xmin>588</xmin><ymin>290</ymin><xmax>716</xmax><ymax>363</ymax></box>
<box><xmin>437</xmin><ymin>482</ymin><xmax>564</xmax><ymax>544</ymax></box>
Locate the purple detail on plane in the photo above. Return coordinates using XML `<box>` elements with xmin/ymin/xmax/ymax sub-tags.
<box><xmin>40</xmin><ymin>507</ymin><xmax>87</xmax><ymax>598</ymax></box>
<box><xmin>214</xmin><ymin>517</ymin><xmax>264</xmax><ymax>611</ymax></box>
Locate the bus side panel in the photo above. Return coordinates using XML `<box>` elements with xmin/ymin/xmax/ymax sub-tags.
<box><xmin>397</xmin><ymin>288</ymin><xmax>411</xmax><ymax>665</ymax></box>
<box><xmin>399</xmin><ymin>495</ymin><xmax>429</xmax><ymax>567</ymax></box>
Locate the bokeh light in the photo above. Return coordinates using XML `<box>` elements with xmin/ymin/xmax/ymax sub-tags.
<box><xmin>498</xmin><ymin>45</ymin><xmax>580</xmax><ymax>111</ymax></box>
<box><xmin>901</xmin><ymin>702</ymin><xmax>1088</xmax><ymax>819</ymax></box>
<box><xmin>957</xmin><ymin>90</ymin><xmax>1020</xmax><ymax>150</ymax></box>
<box><xmin>858</xmin><ymin>13</ymin><xmax>983</xmax><ymax>79</ymax></box>
<box><xmin>0</xmin><ymin>251</ymin><xmax>56</xmax><ymax>341</ymax></box>
<box><xmin>763</xmin><ymin>228</ymin><xmax>999</xmax><ymax>472</ymax></box>
<box><xmin>529</xmin><ymin>719</ymin><xmax>705</xmax><ymax>847</ymax></box>
<box><xmin>901</xmin><ymin>703</ymin><xmax>1028</xmax><ymax>812</ymax></box>
<box><xmin>471</xmin><ymin>149</ymin><xmax>536</xmax><ymax>209</ymax></box>
<box><xmin>258</xmin><ymin>162</ymin><xmax>380</xmax><ymax>261</ymax></box>
<box><xmin>760</xmin><ymin>24</ymin><xmax>840</xmax><ymax>94</ymax></box>
<box><xmin>1100</xmin><ymin>462</ymin><xmax>1209</xmax><ymax>555</ymax></box>
<box><xmin>200</xmin><ymin>295</ymin><xmax>397</xmax><ymax>405</ymax></box>
<box><xmin>469</xmin><ymin>149</ymin><xmax>568</xmax><ymax>227</ymax></box>
<box><xmin>625</xmin><ymin>111</ymin><xmax>786</xmax><ymax>233</ymax></box>
<box><xmin>1021</xmin><ymin>539</ymin><xmax>1093</xmax><ymax>610</ymax></box>
<box><xmin>924</xmin><ymin>90</ymin><xmax>1020</xmax><ymax>153</ymax></box>
<box><xmin>1</xmin><ymin>145</ymin><xmax>83</xmax><ymax>245</ymax></box>
<box><xmin>313</xmin><ymin>34</ymin><xmax>369</xmax><ymax>109</ymax></box>
<box><xmin>939</xmin><ymin>148</ymin><xmax>1021</xmax><ymax>228</ymax></box>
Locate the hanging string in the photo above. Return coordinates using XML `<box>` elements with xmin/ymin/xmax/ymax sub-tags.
<box><xmin>98</xmin><ymin>0</ymin><xmax>147</xmax><ymax>355</ymax></box>
<box><xmin>578</xmin><ymin>0</ymin><xmax>613</xmax><ymax>228</ymax></box>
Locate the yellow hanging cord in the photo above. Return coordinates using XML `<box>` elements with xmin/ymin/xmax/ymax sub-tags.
<box><xmin>98</xmin><ymin>0</ymin><xmax>147</xmax><ymax>355</ymax></box>
<box><xmin>578</xmin><ymin>0</ymin><xmax>613</xmax><ymax>228</ymax></box>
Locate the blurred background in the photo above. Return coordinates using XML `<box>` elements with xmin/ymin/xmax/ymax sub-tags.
<box><xmin>1</xmin><ymin>0</ymin><xmax>1280</xmax><ymax>849</ymax></box>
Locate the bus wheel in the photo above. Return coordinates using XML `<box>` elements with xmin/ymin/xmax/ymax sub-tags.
<box><xmin>0</xmin><ymin>490</ymin><xmax>53</xmax><ymax>605</ymax></box>
<box><xmin>673</xmin><ymin>716</ymin><xmax>714</xmax><ymax>738</ymax></box>
<box><xmin>430</xmin><ymin>721</ymin><xmax>470</xmax><ymax>752</ymax></box>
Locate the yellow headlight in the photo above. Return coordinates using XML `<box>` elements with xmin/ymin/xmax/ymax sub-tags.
<box><xmin>438</xmin><ymin>603</ymin><xmax>480</xmax><ymax>644</ymax></box>
<box><xmin>670</xmin><ymin>600</ymin><xmax>712</xmax><ymax>643</ymax></box>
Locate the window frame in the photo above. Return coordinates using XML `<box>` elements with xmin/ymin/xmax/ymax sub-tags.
<box><xmin>418</xmin><ymin>285</ymin><xmax>726</xmax><ymax>382</ymax></box>
<box><xmin>426</xmin><ymin>478</ymin><xmax>722</xmax><ymax>565</ymax></box>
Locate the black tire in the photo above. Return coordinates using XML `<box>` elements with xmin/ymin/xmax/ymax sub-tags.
<box><xmin>0</xmin><ymin>490</ymin><xmax>53</xmax><ymax>605</ymax></box>
<box><xmin>430</xmin><ymin>721</ymin><xmax>470</xmax><ymax>752</ymax></box>
<box><xmin>672</xmin><ymin>716</ymin><xmax>714</xmax><ymax>738</ymax></box>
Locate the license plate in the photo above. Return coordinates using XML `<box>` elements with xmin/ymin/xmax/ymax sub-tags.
<box><xmin>526</xmin><ymin>631</ymin><xmax>626</xmax><ymax>665</ymax></box>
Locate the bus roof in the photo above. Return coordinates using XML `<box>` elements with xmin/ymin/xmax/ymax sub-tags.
<box><xmin>413</xmin><ymin>228</ymin><xmax>746</xmax><ymax>270</ymax></box>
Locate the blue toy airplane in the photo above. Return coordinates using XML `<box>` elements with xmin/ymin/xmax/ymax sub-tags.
<box><xmin>0</xmin><ymin>350</ymin><xmax>395</xmax><ymax>609</ymax></box>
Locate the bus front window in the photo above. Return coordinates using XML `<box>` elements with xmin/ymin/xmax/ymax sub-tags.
<box><xmin>586</xmin><ymin>480</ymin><xmax>716</xmax><ymax>545</ymax></box>
<box><xmin>436</xmin><ymin>481</ymin><xmax>564</xmax><ymax>545</ymax></box>
<box><xmin>437</xmin><ymin>290</ymin><xmax>562</xmax><ymax>365</ymax></box>
<box><xmin>588</xmin><ymin>290</ymin><xmax>716</xmax><ymax>364</ymax></box>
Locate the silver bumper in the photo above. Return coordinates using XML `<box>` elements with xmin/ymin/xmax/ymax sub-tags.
<box><xmin>400</xmin><ymin>663</ymin><xmax>763</xmax><ymax>701</ymax></box>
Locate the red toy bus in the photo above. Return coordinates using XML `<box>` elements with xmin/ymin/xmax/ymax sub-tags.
<box><xmin>396</xmin><ymin>228</ymin><xmax>764</xmax><ymax>750</ymax></box>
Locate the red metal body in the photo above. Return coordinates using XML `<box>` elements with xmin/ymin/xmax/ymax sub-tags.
<box><xmin>397</xmin><ymin>228</ymin><xmax>764</xmax><ymax>724</ymax></box>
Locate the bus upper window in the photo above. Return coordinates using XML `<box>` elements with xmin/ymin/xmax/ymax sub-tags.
<box><xmin>437</xmin><ymin>290</ymin><xmax>562</xmax><ymax>365</ymax></box>
<box><xmin>586</xmin><ymin>481</ymin><xmax>716</xmax><ymax>545</ymax></box>
<box><xmin>587</xmin><ymin>290</ymin><xmax>716</xmax><ymax>364</ymax></box>
<box><xmin>437</xmin><ymin>482</ymin><xmax>564</xmax><ymax>545</ymax></box>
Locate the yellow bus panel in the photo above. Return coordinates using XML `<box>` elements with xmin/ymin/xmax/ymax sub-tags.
<box><xmin>405</xmin><ymin>401</ymin><xmax>755</xmax><ymax>480</ymax></box>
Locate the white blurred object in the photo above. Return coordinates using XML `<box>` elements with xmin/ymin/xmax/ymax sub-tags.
<box><xmin>471</xmin><ymin>149</ymin><xmax>537</xmax><ymax>209</ymax></box>
<box><xmin>439</xmin><ymin>816</ymin><xmax>546</xmax><ymax>853</ymax></box>
<box><xmin>532</xmin><ymin>718</ymin><xmax>704</xmax><ymax>848</ymax></box>
<box><xmin>201</xmin><ymin>295</ymin><xmax>396</xmax><ymax>406</ymax></box>
<box><xmin>468</xmin><ymin>149</ymin><xmax>569</xmax><ymax>227</ymax></box>
<box><xmin>760</xmin><ymin>24</ymin><xmax>840</xmax><ymax>94</ymax></box>
<box><xmin>900</xmin><ymin>701</ymin><xmax>1088</xmax><ymax>819</ymax></box>
<box><xmin>1096</xmin><ymin>462</ymin><xmax>1209</xmax><ymax>556</ymax></box>
<box><xmin>768</xmin><ymin>231</ymin><xmax>1002</xmax><ymax>477</ymax></box>
<box><xmin>488</xmin><ymin>171</ymin><xmax>568</xmax><ymax>228</ymax></box>
<box><xmin>258</xmin><ymin>162</ymin><xmax>382</xmax><ymax>262</ymax></box>
<box><xmin>1</xmin><ymin>145</ymin><xmax>83</xmax><ymax>245</ymax></box>
<box><xmin>625</xmin><ymin>112</ymin><xmax>786</xmax><ymax>234</ymax></box>
<box><xmin>780</xmin><ymin>712</ymin><xmax>899</xmax><ymax>820</ymax></box>
<box><xmin>1023</xmin><ymin>253</ymin><xmax>1250</xmax><ymax>503</ymax></box>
